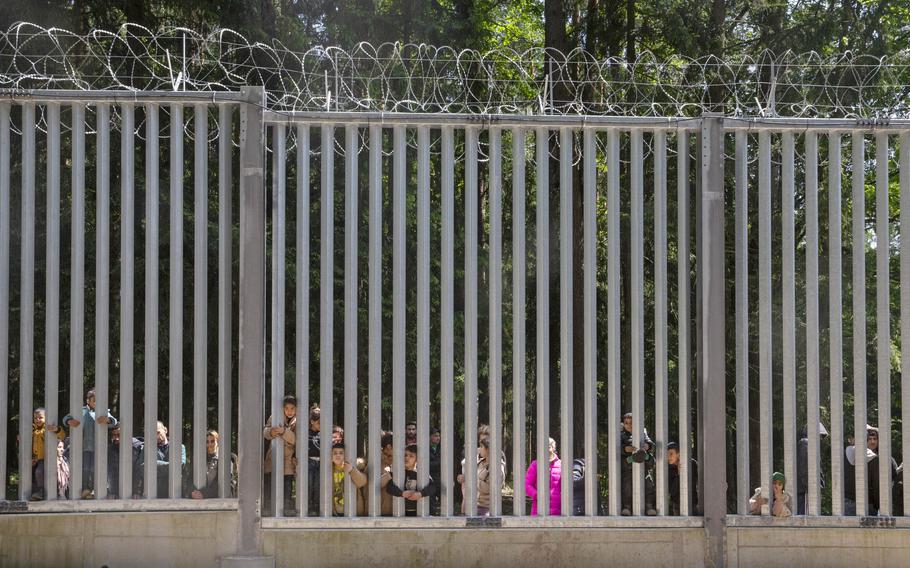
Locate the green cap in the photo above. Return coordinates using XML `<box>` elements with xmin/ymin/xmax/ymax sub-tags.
<box><xmin>771</xmin><ymin>471</ymin><xmax>785</xmax><ymax>487</ymax></box>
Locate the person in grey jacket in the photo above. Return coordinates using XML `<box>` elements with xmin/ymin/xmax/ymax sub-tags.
<box><xmin>62</xmin><ymin>389</ymin><xmax>118</xmax><ymax>499</ymax></box>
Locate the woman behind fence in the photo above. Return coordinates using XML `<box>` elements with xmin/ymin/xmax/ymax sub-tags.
<box><xmin>525</xmin><ymin>437</ymin><xmax>562</xmax><ymax>516</ymax></box>
<box><xmin>191</xmin><ymin>430</ymin><xmax>237</xmax><ymax>499</ymax></box>
<box><xmin>263</xmin><ymin>395</ymin><xmax>298</xmax><ymax>514</ymax></box>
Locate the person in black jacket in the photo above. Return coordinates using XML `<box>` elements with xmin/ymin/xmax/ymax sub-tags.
<box><xmin>667</xmin><ymin>442</ymin><xmax>699</xmax><ymax>516</ymax></box>
<box><xmin>620</xmin><ymin>412</ymin><xmax>656</xmax><ymax>516</ymax></box>
<box><xmin>571</xmin><ymin>458</ymin><xmax>601</xmax><ymax>515</ymax></box>
<box><xmin>796</xmin><ymin>422</ymin><xmax>828</xmax><ymax>515</ymax></box>
<box><xmin>190</xmin><ymin>430</ymin><xmax>237</xmax><ymax>499</ymax></box>
<box><xmin>386</xmin><ymin>444</ymin><xmax>437</xmax><ymax>516</ymax></box>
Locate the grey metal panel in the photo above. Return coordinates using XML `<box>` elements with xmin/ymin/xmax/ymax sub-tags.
<box><xmin>217</xmin><ymin>103</ymin><xmax>233</xmax><ymax>499</ymax></box>
<box><xmin>45</xmin><ymin>103</ymin><xmax>61</xmax><ymax>500</ymax></box>
<box><xmin>582</xmin><ymin>127</ymin><xmax>597</xmax><ymax>516</ymax></box>
<box><xmin>144</xmin><ymin>103</ymin><xmax>160</xmax><ymax>499</ymax></box>
<box><xmin>169</xmin><ymin>103</ymin><xmax>184</xmax><ymax>500</ymax></box>
<box><xmin>607</xmin><ymin>128</ymin><xmax>621</xmax><ymax>516</ymax></box>
<box><xmin>194</xmin><ymin>104</ymin><xmax>209</xmax><ymax>493</ymax></box>
<box><xmin>902</xmin><ymin>132</ymin><xmax>910</xmax><ymax>517</ymax></box>
<box><xmin>630</xmin><ymin>128</ymin><xmax>644</xmax><ymax>516</ymax></box>
<box><xmin>559</xmin><ymin>127</ymin><xmax>573</xmax><ymax>516</ymax></box>
<box><xmin>94</xmin><ymin>103</ymin><xmax>111</xmax><ymax>500</ymax></box>
<box><xmin>511</xmin><ymin>127</ymin><xmax>527</xmax><ymax>517</ymax></box>
<box><xmin>391</xmin><ymin>124</ymin><xmax>405</xmax><ymax>518</ymax></box>
<box><xmin>440</xmin><ymin>125</ymin><xmax>455</xmax><ymax>517</ymax></box>
<box><xmin>366</xmin><ymin>124</ymin><xmax>381</xmax><ymax>517</ymax></box>
<box><xmin>416</xmin><ymin>125</ymin><xmax>430</xmax><ymax>518</ymax></box>
<box><xmin>758</xmin><ymin>129</ymin><xmax>772</xmax><ymax>515</ymax></box>
<box><xmin>805</xmin><ymin>131</ymin><xmax>821</xmax><ymax>516</ymax></box>
<box><xmin>654</xmin><ymin>129</ymin><xmax>668</xmax><ymax>516</ymax></box>
<box><xmin>344</xmin><ymin>124</ymin><xmax>360</xmax><ymax>517</ymax></box>
<box><xmin>734</xmin><ymin>129</ymin><xmax>749</xmax><ymax>515</ymax></box>
<box><xmin>828</xmin><ymin>132</ymin><xmax>845</xmax><ymax>516</ymax></box>
<box><xmin>237</xmin><ymin>85</ymin><xmax>266</xmax><ymax>556</ymax></box>
<box><xmin>535</xmin><ymin>126</ymin><xmax>550</xmax><ymax>517</ymax></box>
<box><xmin>320</xmin><ymin>123</ymin><xmax>335</xmax><ymax>518</ymax></box>
<box><xmin>464</xmin><ymin>126</ymin><xmax>479</xmax><ymax>517</ymax></box>
<box><xmin>296</xmin><ymin>124</ymin><xmax>311</xmax><ymax>517</ymax></box>
<box><xmin>271</xmin><ymin>123</ymin><xmax>286</xmax><ymax>516</ymax></box>
<box><xmin>0</xmin><ymin>103</ymin><xmax>8</xmax><ymax>499</ymax></box>
<box><xmin>488</xmin><ymin>126</ymin><xmax>503</xmax><ymax>517</ymax></box>
<box><xmin>781</xmin><ymin>132</ymin><xmax>796</xmax><ymax>497</ymax></box>
<box><xmin>119</xmin><ymin>103</ymin><xmax>135</xmax><ymax>501</ymax></box>
<box><xmin>71</xmin><ymin>104</ymin><xmax>88</xmax><ymax>500</ymax></box>
<box><xmin>852</xmin><ymin>132</ymin><xmax>868</xmax><ymax>517</ymax></box>
<box><xmin>677</xmin><ymin>131</ymin><xmax>691</xmax><ymax>516</ymax></box>
<box><xmin>875</xmin><ymin>133</ymin><xmax>891</xmax><ymax>516</ymax></box>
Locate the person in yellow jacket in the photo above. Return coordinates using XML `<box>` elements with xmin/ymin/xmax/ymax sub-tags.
<box><xmin>331</xmin><ymin>442</ymin><xmax>367</xmax><ymax>516</ymax></box>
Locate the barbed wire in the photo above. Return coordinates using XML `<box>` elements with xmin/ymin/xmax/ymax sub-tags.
<box><xmin>2</xmin><ymin>22</ymin><xmax>910</xmax><ymax>119</ymax></box>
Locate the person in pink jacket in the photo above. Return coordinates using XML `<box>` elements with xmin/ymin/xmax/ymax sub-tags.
<box><xmin>525</xmin><ymin>437</ymin><xmax>562</xmax><ymax>515</ymax></box>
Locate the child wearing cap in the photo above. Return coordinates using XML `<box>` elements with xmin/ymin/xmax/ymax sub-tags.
<box><xmin>749</xmin><ymin>471</ymin><xmax>793</xmax><ymax>517</ymax></box>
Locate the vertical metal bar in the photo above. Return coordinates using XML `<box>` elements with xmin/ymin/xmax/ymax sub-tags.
<box><xmin>144</xmin><ymin>103</ymin><xmax>159</xmax><ymax>499</ymax></box>
<box><xmin>654</xmin><ymin>129</ymin><xmax>668</xmax><ymax>516</ymax></box>
<box><xmin>237</xmin><ymin>86</ymin><xmax>266</xmax><ymax>556</ymax></box>
<box><xmin>631</xmin><ymin>128</ymin><xmax>645</xmax><ymax>516</ymax></box>
<box><xmin>440</xmin><ymin>126</ymin><xmax>455</xmax><ymax>517</ymax></box>
<box><xmin>875</xmin><ymin>132</ymin><xmax>891</xmax><ymax>516</ymax></box>
<box><xmin>464</xmin><ymin>126</ymin><xmax>479</xmax><ymax>517</ymax></box>
<box><xmin>118</xmin><ymin>103</ymin><xmax>135</xmax><ymax>501</ymax></box>
<box><xmin>734</xmin><ymin>129</ymin><xmax>749</xmax><ymax>515</ymax></box>
<box><xmin>217</xmin><ymin>104</ymin><xmax>233</xmax><ymax>498</ymax></box>
<box><xmin>296</xmin><ymin>124</ymin><xmax>311</xmax><ymax>516</ymax></box>
<box><xmin>511</xmin><ymin>127</ymin><xmax>527</xmax><ymax>517</ymax></box>
<box><xmin>607</xmin><ymin>128</ymin><xmax>621</xmax><ymax>516</ymax></box>
<box><xmin>18</xmin><ymin>103</ymin><xmax>35</xmax><ymax>501</ymax></box>
<box><xmin>758</xmin><ymin>129</ymin><xmax>773</xmax><ymax>515</ymax></box>
<box><xmin>320</xmin><ymin>123</ymin><xmax>335</xmax><ymax>517</ymax></box>
<box><xmin>45</xmin><ymin>103</ymin><xmax>61</xmax><ymax>500</ymax></box>
<box><xmin>782</xmin><ymin>132</ymin><xmax>797</xmax><ymax>496</ymax></box>
<box><xmin>700</xmin><ymin>114</ymin><xmax>727</xmax><ymax>568</ymax></box>
<box><xmin>559</xmin><ymin>127</ymin><xmax>573</xmax><ymax>515</ymax></box>
<box><xmin>852</xmin><ymin>132</ymin><xmax>868</xmax><ymax>517</ymax></box>
<box><xmin>168</xmin><ymin>103</ymin><xmax>184</xmax><ymax>500</ymax></box>
<box><xmin>829</xmin><ymin>132</ymin><xmax>845</xmax><ymax>516</ymax></box>
<box><xmin>271</xmin><ymin>123</ymin><xmax>286</xmax><ymax>516</ymax></box>
<box><xmin>366</xmin><ymin>124</ymin><xmax>381</xmax><ymax>516</ymax></box>
<box><xmin>535</xmin><ymin>126</ymin><xmax>550</xmax><ymax>517</ymax></box>
<box><xmin>344</xmin><ymin>124</ymin><xmax>359</xmax><ymax>517</ymax></box>
<box><xmin>901</xmin><ymin>132</ymin><xmax>910</xmax><ymax>517</ymax></box>
<box><xmin>0</xmin><ymin>102</ymin><xmax>8</xmax><ymax>500</ymax></box>
<box><xmin>71</xmin><ymin>104</ymin><xmax>87</xmax><ymax>501</ymax></box>
<box><xmin>390</xmin><ymin>124</ymin><xmax>405</xmax><ymax>517</ymax></box>
<box><xmin>582</xmin><ymin>127</ymin><xmax>597</xmax><ymax>516</ymax></box>
<box><xmin>805</xmin><ymin>131</ymin><xmax>821</xmax><ymax>516</ymax></box>
<box><xmin>416</xmin><ymin>125</ymin><xmax>430</xmax><ymax>517</ymax></box>
<box><xmin>94</xmin><ymin>103</ymin><xmax>111</xmax><ymax>498</ymax></box>
<box><xmin>489</xmin><ymin>126</ymin><xmax>503</xmax><ymax>517</ymax></box>
<box><xmin>194</xmin><ymin>104</ymin><xmax>209</xmax><ymax>493</ymax></box>
<box><xmin>677</xmin><ymin>131</ymin><xmax>691</xmax><ymax>516</ymax></box>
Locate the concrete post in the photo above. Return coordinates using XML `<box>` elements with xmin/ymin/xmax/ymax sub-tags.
<box><xmin>699</xmin><ymin>114</ymin><xmax>727</xmax><ymax>567</ymax></box>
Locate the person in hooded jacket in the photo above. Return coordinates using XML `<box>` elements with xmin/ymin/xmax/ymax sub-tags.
<box><xmin>796</xmin><ymin>422</ymin><xmax>828</xmax><ymax>515</ymax></box>
<box><xmin>620</xmin><ymin>412</ymin><xmax>657</xmax><ymax>515</ymax></box>
<box><xmin>667</xmin><ymin>442</ymin><xmax>699</xmax><ymax>516</ymax></box>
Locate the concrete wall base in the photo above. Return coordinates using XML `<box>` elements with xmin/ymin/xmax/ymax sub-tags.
<box><xmin>220</xmin><ymin>555</ymin><xmax>276</xmax><ymax>568</ymax></box>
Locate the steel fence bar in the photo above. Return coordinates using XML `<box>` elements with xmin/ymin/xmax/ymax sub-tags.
<box><xmin>829</xmin><ymin>132</ymin><xmax>845</xmax><ymax>516</ymax></box>
<box><xmin>168</xmin><ymin>102</ymin><xmax>184</xmax><ymax>500</ymax></box>
<box><xmin>852</xmin><ymin>132</ymin><xmax>868</xmax><ymax>517</ymax></box>
<box><xmin>118</xmin><ymin>102</ymin><xmax>135</xmax><ymax>501</ymax></box>
<box><xmin>415</xmin><ymin>125</ymin><xmax>430</xmax><ymax>517</ymax></box>
<box><xmin>464</xmin><ymin>125</ymin><xmax>480</xmax><ymax>517</ymax></box>
<box><xmin>782</xmin><ymin>132</ymin><xmax>797</xmax><ymax>497</ymax></box>
<box><xmin>144</xmin><ymin>103</ymin><xmax>160</xmax><ymax>499</ymax></box>
<box><xmin>391</xmin><ymin>124</ymin><xmax>405</xmax><ymax>517</ymax></box>
<box><xmin>535</xmin><ymin>126</ymin><xmax>550</xmax><ymax>517</ymax></box>
<box><xmin>875</xmin><ymin>132</ymin><xmax>891</xmax><ymax>516</ymax></box>
<box><xmin>194</xmin><ymin>104</ymin><xmax>209</xmax><ymax>494</ymax></box>
<box><xmin>559</xmin><ymin>127</ymin><xmax>573</xmax><ymax>516</ymax></box>
<box><xmin>734</xmin><ymin>129</ymin><xmax>749</xmax><ymax>515</ymax></box>
<box><xmin>19</xmin><ymin>103</ymin><xmax>36</xmax><ymax>501</ymax></box>
<box><xmin>320</xmin><ymin>123</ymin><xmax>335</xmax><ymax>517</ymax></box>
<box><xmin>440</xmin><ymin>125</ymin><xmax>455</xmax><ymax>517</ymax></box>
<box><xmin>0</xmin><ymin>102</ymin><xmax>8</xmax><ymax>500</ymax></box>
<box><xmin>271</xmin><ymin>123</ymin><xmax>287</xmax><ymax>516</ymax></box>
<box><xmin>607</xmin><ymin>128</ymin><xmax>621</xmax><ymax>517</ymax></box>
<box><xmin>677</xmin><ymin>130</ymin><xmax>691</xmax><ymax>516</ymax></box>
<box><xmin>45</xmin><ymin>102</ymin><xmax>61</xmax><ymax>500</ymax></box>
<box><xmin>805</xmin><ymin>131</ymin><xmax>821</xmax><ymax>516</ymax></box>
<box><xmin>296</xmin><ymin>124</ymin><xmax>311</xmax><ymax>517</ymax></box>
<box><xmin>631</xmin><ymin>128</ymin><xmax>645</xmax><ymax>516</ymax></box>
<box><xmin>758</xmin><ymin>129</ymin><xmax>772</xmax><ymax>515</ymax></box>
<box><xmin>902</xmin><ymin>132</ymin><xmax>910</xmax><ymax>517</ymax></box>
<box><xmin>511</xmin><ymin>127</ymin><xmax>527</xmax><ymax>517</ymax></box>
<box><xmin>654</xmin><ymin>129</ymin><xmax>668</xmax><ymax>517</ymax></box>
<box><xmin>582</xmin><ymin>127</ymin><xmax>597</xmax><ymax>516</ymax></box>
<box><xmin>217</xmin><ymin>103</ymin><xmax>233</xmax><ymax>499</ymax></box>
<box><xmin>94</xmin><ymin>103</ymin><xmax>111</xmax><ymax>499</ymax></box>
<box><xmin>488</xmin><ymin>126</ymin><xmax>503</xmax><ymax>517</ymax></box>
<box><xmin>366</xmin><ymin>124</ymin><xmax>381</xmax><ymax>517</ymax></box>
<box><xmin>344</xmin><ymin>124</ymin><xmax>360</xmax><ymax>517</ymax></box>
<box><xmin>72</xmin><ymin>103</ymin><xmax>88</xmax><ymax>501</ymax></box>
